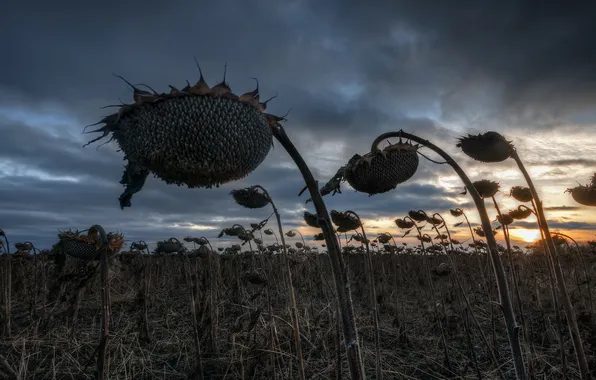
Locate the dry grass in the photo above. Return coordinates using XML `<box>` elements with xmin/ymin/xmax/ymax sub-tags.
<box><xmin>1</xmin><ymin>246</ymin><xmax>595</xmax><ymax>380</ymax></box>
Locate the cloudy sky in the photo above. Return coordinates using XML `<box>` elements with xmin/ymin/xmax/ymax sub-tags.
<box><xmin>1</xmin><ymin>0</ymin><xmax>595</xmax><ymax>251</ymax></box>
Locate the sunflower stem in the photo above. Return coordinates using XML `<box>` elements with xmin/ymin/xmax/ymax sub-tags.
<box><xmin>371</xmin><ymin>131</ymin><xmax>526</xmax><ymax>380</ymax></box>
<box><xmin>254</xmin><ymin>186</ymin><xmax>306</xmax><ymax>380</ymax></box>
<box><xmin>511</xmin><ymin>150</ymin><xmax>591</xmax><ymax>380</ymax></box>
<box><xmin>272</xmin><ymin>126</ymin><xmax>365</xmax><ymax>380</ymax></box>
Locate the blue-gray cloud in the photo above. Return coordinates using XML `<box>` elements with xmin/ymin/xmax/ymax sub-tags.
<box><xmin>1</xmin><ymin>0</ymin><xmax>595</xmax><ymax>249</ymax></box>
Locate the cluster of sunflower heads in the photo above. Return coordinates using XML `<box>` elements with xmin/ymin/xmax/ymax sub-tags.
<box><xmin>230</xmin><ymin>186</ymin><xmax>271</xmax><ymax>209</ymax></box>
<box><xmin>457</xmin><ymin>131</ymin><xmax>513</xmax><ymax>162</ymax></box>
<box><xmin>566</xmin><ymin>173</ymin><xmax>596</xmax><ymax>206</ymax></box>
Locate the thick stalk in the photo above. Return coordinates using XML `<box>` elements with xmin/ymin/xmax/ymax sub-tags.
<box><xmin>272</xmin><ymin>126</ymin><xmax>365</xmax><ymax>379</ymax></box>
<box><xmin>511</xmin><ymin>150</ymin><xmax>590</xmax><ymax>380</ymax></box>
<box><xmin>371</xmin><ymin>131</ymin><xmax>525</xmax><ymax>379</ymax></box>
<box><xmin>90</xmin><ymin>224</ymin><xmax>110</xmax><ymax>380</ymax></box>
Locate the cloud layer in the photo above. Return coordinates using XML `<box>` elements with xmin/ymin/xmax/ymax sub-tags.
<box><xmin>1</xmin><ymin>0</ymin><xmax>596</xmax><ymax>249</ymax></box>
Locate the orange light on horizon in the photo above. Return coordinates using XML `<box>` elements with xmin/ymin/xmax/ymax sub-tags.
<box><xmin>509</xmin><ymin>228</ymin><xmax>541</xmax><ymax>243</ymax></box>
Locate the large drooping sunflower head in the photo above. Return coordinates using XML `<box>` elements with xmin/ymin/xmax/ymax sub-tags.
<box><xmin>456</xmin><ymin>131</ymin><xmax>513</xmax><ymax>163</ymax></box>
<box><xmin>566</xmin><ymin>174</ymin><xmax>596</xmax><ymax>207</ymax></box>
<box><xmin>345</xmin><ymin>140</ymin><xmax>420</xmax><ymax>195</ymax></box>
<box><xmin>84</xmin><ymin>64</ymin><xmax>284</xmax><ymax>209</ymax></box>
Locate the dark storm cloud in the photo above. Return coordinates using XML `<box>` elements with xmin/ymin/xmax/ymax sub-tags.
<box><xmin>1</xmin><ymin>0</ymin><xmax>595</xmax><ymax>249</ymax></box>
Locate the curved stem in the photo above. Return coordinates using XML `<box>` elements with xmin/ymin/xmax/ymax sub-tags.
<box><xmin>511</xmin><ymin>150</ymin><xmax>590</xmax><ymax>380</ymax></box>
<box><xmin>272</xmin><ymin>126</ymin><xmax>365</xmax><ymax>379</ymax></box>
<box><xmin>371</xmin><ymin>131</ymin><xmax>526</xmax><ymax>380</ymax></box>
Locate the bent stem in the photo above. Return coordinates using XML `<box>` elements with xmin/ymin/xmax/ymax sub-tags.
<box><xmin>371</xmin><ymin>131</ymin><xmax>526</xmax><ymax>380</ymax></box>
<box><xmin>254</xmin><ymin>185</ymin><xmax>306</xmax><ymax>380</ymax></box>
<box><xmin>510</xmin><ymin>150</ymin><xmax>590</xmax><ymax>380</ymax></box>
<box><xmin>272</xmin><ymin>126</ymin><xmax>365</xmax><ymax>380</ymax></box>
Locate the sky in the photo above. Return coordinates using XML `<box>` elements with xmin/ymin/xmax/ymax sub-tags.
<box><xmin>1</xmin><ymin>0</ymin><xmax>596</xmax><ymax>250</ymax></box>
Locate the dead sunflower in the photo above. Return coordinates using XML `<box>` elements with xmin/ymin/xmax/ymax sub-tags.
<box><xmin>395</xmin><ymin>218</ymin><xmax>415</xmax><ymax>229</ymax></box>
<box><xmin>473</xmin><ymin>180</ymin><xmax>500</xmax><ymax>199</ymax></box>
<box><xmin>510</xmin><ymin>186</ymin><xmax>533</xmax><ymax>202</ymax></box>
<box><xmin>408</xmin><ymin>210</ymin><xmax>427</xmax><ymax>222</ymax></box>
<box><xmin>330</xmin><ymin>210</ymin><xmax>361</xmax><ymax>231</ymax></box>
<box><xmin>566</xmin><ymin>173</ymin><xmax>596</xmax><ymax>206</ymax></box>
<box><xmin>508</xmin><ymin>206</ymin><xmax>533</xmax><ymax>220</ymax></box>
<box><xmin>230</xmin><ymin>187</ymin><xmax>270</xmax><ymax>209</ymax></box>
<box><xmin>303</xmin><ymin>211</ymin><xmax>321</xmax><ymax>228</ymax></box>
<box><xmin>345</xmin><ymin>141</ymin><xmax>419</xmax><ymax>195</ymax></box>
<box><xmin>456</xmin><ymin>132</ymin><xmax>513</xmax><ymax>163</ymax></box>
<box><xmin>496</xmin><ymin>214</ymin><xmax>514</xmax><ymax>226</ymax></box>
<box><xmin>58</xmin><ymin>228</ymin><xmax>124</xmax><ymax>260</ymax></box>
<box><xmin>84</xmin><ymin>64</ymin><xmax>283</xmax><ymax>209</ymax></box>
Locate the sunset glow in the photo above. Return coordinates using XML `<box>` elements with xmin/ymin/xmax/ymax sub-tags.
<box><xmin>509</xmin><ymin>229</ymin><xmax>542</xmax><ymax>243</ymax></box>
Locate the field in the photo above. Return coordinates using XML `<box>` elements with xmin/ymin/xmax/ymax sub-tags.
<box><xmin>1</xmin><ymin>242</ymin><xmax>595</xmax><ymax>379</ymax></box>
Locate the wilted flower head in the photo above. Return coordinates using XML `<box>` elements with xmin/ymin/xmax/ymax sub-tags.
<box><xmin>510</xmin><ymin>186</ymin><xmax>533</xmax><ymax>202</ymax></box>
<box><xmin>84</xmin><ymin>67</ymin><xmax>283</xmax><ymax>209</ymax></box>
<box><xmin>395</xmin><ymin>218</ymin><xmax>415</xmax><ymax>229</ymax></box>
<box><xmin>285</xmin><ymin>230</ymin><xmax>296</xmax><ymax>238</ymax></box>
<box><xmin>566</xmin><ymin>173</ymin><xmax>596</xmax><ymax>206</ymax></box>
<box><xmin>295</xmin><ymin>242</ymin><xmax>304</xmax><ymax>249</ymax></box>
<box><xmin>264</xmin><ymin>229</ymin><xmax>274</xmax><ymax>236</ymax></box>
<box><xmin>456</xmin><ymin>131</ymin><xmax>513</xmax><ymax>163</ymax></box>
<box><xmin>377</xmin><ymin>233</ymin><xmax>392</xmax><ymax>244</ymax></box>
<box><xmin>313</xmin><ymin>233</ymin><xmax>325</xmax><ymax>241</ymax></box>
<box><xmin>303</xmin><ymin>211</ymin><xmax>321</xmax><ymax>228</ymax></box>
<box><xmin>230</xmin><ymin>186</ymin><xmax>271</xmax><ymax>209</ymax></box>
<box><xmin>416</xmin><ymin>235</ymin><xmax>432</xmax><ymax>243</ymax></box>
<box><xmin>472</xmin><ymin>180</ymin><xmax>500</xmax><ymax>199</ymax></box>
<box><xmin>508</xmin><ymin>206</ymin><xmax>533</xmax><ymax>220</ymax></box>
<box><xmin>426</xmin><ymin>215</ymin><xmax>443</xmax><ymax>226</ymax></box>
<box><xmin>408</xmin><ymin>210</ymin><xmax>427</xmax><ymax>222</ymax></box>
<box><xmin>330</xmin><ymin>210</ymin><xmax>361</xmax><ymax>231</ymax></box>
<box><xmin>496</xmin><ymin>214</ymin><xmax>514</xmax><ymax>226</ymax></box>
<box><xmin>449</xmin><ymin>208</ymin><xmax>463</xmax><ymax>217</ymax></box>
